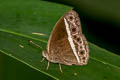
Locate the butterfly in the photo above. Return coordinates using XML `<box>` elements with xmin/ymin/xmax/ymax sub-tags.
<box><xmin>30</xmin><ymin>10</ymin><xmax>89</xmax><ymax>72</ymax></box>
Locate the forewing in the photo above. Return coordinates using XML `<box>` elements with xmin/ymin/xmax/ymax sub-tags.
<box><xmin>47</xmin><ymin>14</ymin><xmax>77</xmax><ymax>65</ymax></box>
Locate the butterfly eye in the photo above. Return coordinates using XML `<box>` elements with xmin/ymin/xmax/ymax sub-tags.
<box><xmin>55</xmin><ymin>57</ymin><xmax>58</xmax><ymax>60</ymax></box>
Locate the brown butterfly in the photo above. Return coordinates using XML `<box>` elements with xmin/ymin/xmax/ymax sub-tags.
<box><xmin>30</xmin><ymin>10</ymin><xmax>89</xmax><ymax>72</ymax></box>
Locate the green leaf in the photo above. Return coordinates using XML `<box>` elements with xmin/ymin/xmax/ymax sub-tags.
<box><xmin>0</xmin><ymin>0</ymin><xmax>120</xmax><ymax>80</ymax></box>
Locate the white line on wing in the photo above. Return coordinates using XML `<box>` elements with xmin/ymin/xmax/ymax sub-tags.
<box><xmin>64</xmin><ymin>18</ymin><xmax>80</xmax><ymax>63</ymax></box>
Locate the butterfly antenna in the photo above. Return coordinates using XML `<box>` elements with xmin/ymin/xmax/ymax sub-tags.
<box><xmin>40</xmin><ymin>57</ymin><xmax>45</xmax><ymax>62</ymax></box>
<box><xmin>28</xmin><ymin>40</ymin><xmax>43</xmax><ymax>50</ymax></box>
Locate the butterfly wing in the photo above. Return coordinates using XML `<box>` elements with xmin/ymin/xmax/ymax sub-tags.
<box><xmin>44</xmin><ymin>10</ymin><xmax>89</xmax><ymax>65</ymax></box>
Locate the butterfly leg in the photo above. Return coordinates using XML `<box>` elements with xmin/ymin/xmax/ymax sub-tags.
<box><xmin>40</xmin><ymin>57</ymin><xmax>45</xmax><ymax>62</ymax></box>
<box><xmin>59</xmin><ymin>64</ymin><xmax>63</xmax><ymax>73</ymax></box>
<box><xmin>46</xmin><ymin>61</ymin><xmax>50</xmax><ymax>71</ymax></box>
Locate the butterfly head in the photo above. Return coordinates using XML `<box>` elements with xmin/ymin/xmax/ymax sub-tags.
<box><xmin>42</xmin><ymin>50</ymin><xmax>49</xmax><ymax>59</ymax></box>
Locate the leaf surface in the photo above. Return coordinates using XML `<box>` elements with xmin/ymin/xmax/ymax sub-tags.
<box><xmin>0</xmin><ymin>0</ymin><xmax>120</xmax><ymax>80</ymax></box>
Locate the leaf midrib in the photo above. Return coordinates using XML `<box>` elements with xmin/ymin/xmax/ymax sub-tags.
<box><xmin>0</xmin><ymin>28</ymin><xmax>47</xmax><ymax>43</ymax></box>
